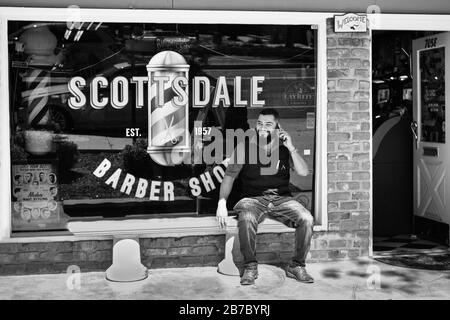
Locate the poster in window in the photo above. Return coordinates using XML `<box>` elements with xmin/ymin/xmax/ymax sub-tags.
<box><xmin>11</xmin><ymin>162</ymin><xmax>65</xmax><ymax>231</ymax></box>
<box><xmin>377</xmin><ymin>88</ymin><xmax>390</xmax><ymax>104</ymax></box>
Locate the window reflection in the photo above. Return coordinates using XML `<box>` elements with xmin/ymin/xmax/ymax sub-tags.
<box><xmin>420</xmin><ymin>47</ymin><xmax>445</xmax><ymax>143</ymax></box>
<box><xmin>8</xmin><ymin>21</ymin><xmax>317</xmax><ymax>228</ymax></box>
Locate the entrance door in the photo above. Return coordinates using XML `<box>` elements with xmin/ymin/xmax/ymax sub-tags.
<box><xmin>412</xmin><ymin>32</ymin><xmax>450</xmax><ymax>241</ymax></box>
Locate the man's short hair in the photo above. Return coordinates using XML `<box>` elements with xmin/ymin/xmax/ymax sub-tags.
<box><xmin>259</xmin><ymin>108</ymin><xmax>279</xmax><ymax>120</ymax></box>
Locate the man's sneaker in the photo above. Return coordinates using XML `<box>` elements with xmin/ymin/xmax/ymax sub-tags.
<box><xmin>285</xmin><ymin>265</ymin><xmax>314</xmax><ymax>283</ymax></box>
<box><xmin>240</xmin><ymin>266</ymin><xmax>258</xmax><ymax>285</ymax></box>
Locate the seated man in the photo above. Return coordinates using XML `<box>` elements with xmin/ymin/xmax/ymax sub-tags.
<box><xmin>216</xmin><ymin>108</ymin><xmax>314</xmax><ymax>285</ymax></box>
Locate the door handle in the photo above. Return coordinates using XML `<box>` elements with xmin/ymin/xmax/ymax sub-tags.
<box><xmin>411</xmin><ymin>121</ymin><xmax>419</xmax><ymax>149</ymax></box>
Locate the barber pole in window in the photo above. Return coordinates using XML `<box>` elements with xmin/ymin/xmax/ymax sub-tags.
<box><xmin>147</xmin><ymin>51</ymin><xmax>190</xmax><ymax>166</ymax></box>
<box><xmin>22</xmin><ymin>69</ymin><xmax>51</xmax><ymax>126</ymax></box>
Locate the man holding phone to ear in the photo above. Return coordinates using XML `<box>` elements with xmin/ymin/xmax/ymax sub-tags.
<box><xmin>216</xmin><ymin>108</ymin><xmax>314</xmax><ymax>285</ymax></box>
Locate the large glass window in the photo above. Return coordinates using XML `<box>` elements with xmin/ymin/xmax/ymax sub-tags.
<box><xmin>8</xmin><ymin>20</ymin><xmax>317</xmax><ymax>233</ymax></box>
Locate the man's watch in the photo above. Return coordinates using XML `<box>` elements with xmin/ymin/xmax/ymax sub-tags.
<box><xmin>289</xmin><ymin>147</ymin><xmax>298</xmax><ymax>153</ymax></box>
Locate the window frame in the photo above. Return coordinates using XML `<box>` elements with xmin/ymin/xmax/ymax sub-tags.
<box><xmin>0</xmin><ymin>7</ymin><xmax>330</xmax><ymax>239</ymax></box>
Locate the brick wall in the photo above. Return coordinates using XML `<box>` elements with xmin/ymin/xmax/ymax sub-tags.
<box><xmin>140</xmin><ymin>236</ymin><xmax>225</xmax><ymax>268</ymax></box>
<box><xmin>315</xmin><ymin>18</ymin><xmax>371</xmax><ymax>258</ymax></box>
<box><xmin>0</xmin><ymin>234</ymin><xmax>289</xmax><ymax>275</ymax></box>
<box><xmin>0</xmin><ymin>230</ymin><xmax>369</xmax><ymax>276</ymax></box>
<box><xmin>0</xmin><ymin>234</ymin><xmax>301</xmax><ymax>275</ymax></box>
<box><xmin>0</xmin><ymin>240</ymin><xmax>113</xmax><ymax>275</ymax></box>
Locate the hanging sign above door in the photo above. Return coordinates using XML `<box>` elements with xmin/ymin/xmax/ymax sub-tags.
<box><xmin>334</xmin><ymin>13</ymin><xmax>368</xmax><ymax>33</ymax></box>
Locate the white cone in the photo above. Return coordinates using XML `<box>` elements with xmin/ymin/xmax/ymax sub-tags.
<box><xmin>217</xmin><ymin>231</ymin><xmax>241</xmax><ymax>276</ymax></box>
<box><xmin>106</xmin><ymin>239</ymin><xmax>148</xmax><ymax>282</ymax></box>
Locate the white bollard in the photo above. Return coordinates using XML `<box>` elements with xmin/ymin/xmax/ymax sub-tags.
<box><xmin>106</xmin><ymin>238</ymin><xmax>148</xmax><ymax>282</ymax></box>
<box><xmin>217</xmin><ymin>229</ymin><xmax>242</xmax><ymax>276</ymax></box>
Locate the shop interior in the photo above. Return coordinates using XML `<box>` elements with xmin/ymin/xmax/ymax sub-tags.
<box><xmin>372</xmin><ymin>30</ymin><xmax>449</xmax><ymax>255</ymax></box>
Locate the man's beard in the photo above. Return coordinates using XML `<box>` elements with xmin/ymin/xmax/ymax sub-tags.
<box><xmin>256</xmin><ymin>129</ymin><xmax>272</xmax><ymax>145</ymax></box>
<box><xmin>256</xmin><ymin>130</ymin><xmax>280</xmax><ymax>157</ymax></box>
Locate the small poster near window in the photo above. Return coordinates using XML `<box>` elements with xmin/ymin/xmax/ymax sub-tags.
<box><xmin>377</xmin><ymin>88</ymin><xmax>390</xmax><ymax>104</ymax></box>
<box><xmin>11</xmin><ymin>162</ymin><xmax>64</xmax><ymax>231</ymax></box>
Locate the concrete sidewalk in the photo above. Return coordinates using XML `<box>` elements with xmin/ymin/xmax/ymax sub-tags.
<box><xmin>0</xmin><ymin>258</ymin><xmax>449</xmax><ymax>300</ymax></box>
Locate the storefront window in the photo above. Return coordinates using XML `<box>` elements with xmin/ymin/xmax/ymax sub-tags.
<box><xmin>8</xmin><ymin>21</ymin><xmax>317</xmax><ymax>233</ymax></box>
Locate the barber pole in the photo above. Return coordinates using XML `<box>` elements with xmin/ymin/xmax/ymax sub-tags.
<box><xmin>147</xmin><ymin>51</ymin><xmax>190</xmax><ymax>166</ymax></box>
<box><xmin>22</xmin><ymin>69</ymin><xmax>51</xmax><ymax>126</ymax></box>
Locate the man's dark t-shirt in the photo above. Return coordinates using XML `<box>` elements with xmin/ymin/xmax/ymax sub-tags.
<box><xmin>225</xmin><ymin>141</ymin><xmax>292</xmax><ymax>198</ymax></box>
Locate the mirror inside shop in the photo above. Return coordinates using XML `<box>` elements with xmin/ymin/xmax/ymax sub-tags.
<box><xmin>8</xmin><ymin>21</ymin><xmax>318</xmax><ymax>233</ymax></box>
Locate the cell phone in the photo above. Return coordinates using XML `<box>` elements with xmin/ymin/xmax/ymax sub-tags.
<box><xmin>276</xmin><ymin>123</ymin><xmax>287</xmax><ymax>141</ymax></box>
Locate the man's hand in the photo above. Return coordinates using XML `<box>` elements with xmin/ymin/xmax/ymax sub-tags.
<box><xmin>278</xmin><ymin>125</ymin><xmax>296</xmax><ymax>152</ymax></box>
<box><xmin>279</xmin><ymin>124</ymin><xmax>309</xmax><ymax>176</ymax></box>
<box><xmin>216</xmin><ymin>199</ymin><xmax>229</xmax><ymax>229</ymax></box>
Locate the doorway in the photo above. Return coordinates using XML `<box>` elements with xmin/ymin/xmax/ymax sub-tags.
<box><xmin>372</xmin><ymin>29</ymin><xmax>450</xmax><ymax>255</ymax></box>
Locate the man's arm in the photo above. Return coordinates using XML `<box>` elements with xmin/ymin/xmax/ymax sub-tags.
<box><xmin>289</xmin><ymin>148</ymin><xmax>309</xmax><ymax>176</ymax></box>
<box><xmin>218</xmin><ymin>175</ymin><xmax>235</xmax><ymax>203</ymax></box>
<box><xmin>216</xmin><ymin>175</ymin><xmax>235</xmax><ymax>228</ymax></box>
<box><xmin>278</xmin><ymin>125</ymin><xmax>308</xmax><ymax>176</ymax></box>
<box><xmin>216</xmin><ymin>160</ymin><xmax>242</xmax><ymax>228</ymax></box>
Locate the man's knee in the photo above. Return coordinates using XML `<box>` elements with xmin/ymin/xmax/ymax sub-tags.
<box><xmin>235</xmin><ymin>199</ymin><xmax>259</xmax><ymax>221</ymax></box>
<box><xmin>288</xmin><ymin>201</ymin><xmax>314</xmax><ymax>227</ymax></box>
<box><xmin>299</xmin><ymin>211</ymin><xmax>314</xmax><ymax>227</ymax></box>
<box><xmin>238</xmin><ymin>211</ymin><xmax>259</xmax><ymax>226</ymax></box>
<box><xmin>234</xmin><ymin>198</ymin><xmax>258</xmax><ymax>212</ymax></box>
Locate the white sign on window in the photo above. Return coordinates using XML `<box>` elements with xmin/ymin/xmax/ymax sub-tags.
<box><xmin>334</xmin><ymin>13</ymin><xmax>368</xmax><ymax>33</ymax></box>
